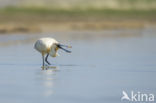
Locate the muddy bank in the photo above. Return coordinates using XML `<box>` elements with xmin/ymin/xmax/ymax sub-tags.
<box><xmin>0</xmin><ymin>19</ymin><xmax>156</xmax><ymax>33</ymax></box>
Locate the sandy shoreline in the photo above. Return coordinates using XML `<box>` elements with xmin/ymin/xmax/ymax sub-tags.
<box><xmin>0</xmin><ymin>20</ymin><xmax>155</xmax><ymax>33</ymax></box>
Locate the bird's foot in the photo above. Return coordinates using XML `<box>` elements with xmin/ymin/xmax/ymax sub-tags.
<box><xmin>41</xmin><ymin>64</ymin><xmax>49</xmax><ymax>70</ymax></box>
<box><xmin>41</xmin><ymin>66</ymin><xmax>45</xmax><ymax>70</ymax></box>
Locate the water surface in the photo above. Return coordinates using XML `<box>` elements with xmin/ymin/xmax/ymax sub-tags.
<box><xmin>0</xmin><ymin>29</ymin><xmax>156</xmax><ymax>103</ymax></box>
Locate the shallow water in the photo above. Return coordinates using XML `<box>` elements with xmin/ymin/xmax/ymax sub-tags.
<box><xmin>0</xmin><ymin>29</ymin><xmax>156</xmax><ymax>103</ymax></box>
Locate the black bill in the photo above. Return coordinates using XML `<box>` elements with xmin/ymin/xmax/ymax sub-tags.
<box><xmin>57</xmin><ymin>44</ymin><xmax>72</xmax><ymax>53</ymax></box>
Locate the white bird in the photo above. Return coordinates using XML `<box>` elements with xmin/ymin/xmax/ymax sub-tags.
<box><xmin>34</xmin><ymin>37</ymin><xmax>71</xmax><ymax>68</ymax></box>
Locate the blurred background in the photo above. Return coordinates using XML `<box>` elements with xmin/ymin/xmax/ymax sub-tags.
<box><xmin>0</xmin><ymin>0</ymin><xmax>155</xmax><ymax>33</ymax></box>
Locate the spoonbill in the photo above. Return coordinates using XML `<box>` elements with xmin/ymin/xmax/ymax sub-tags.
<box><xmin>34</xmin><ymin>37</ymin><xmax>71</xmax><ymax>68</ymax></box>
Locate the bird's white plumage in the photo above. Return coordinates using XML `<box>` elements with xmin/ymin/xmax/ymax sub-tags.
<box><xmin>34</xmin><ymin>37</ymin><xmax>71</xmax><ymax>68</ymax></box>
<box><xmin>34</xmin><ymin>37</ymin><xmax>59</xmax><ymax>57</ymax></box>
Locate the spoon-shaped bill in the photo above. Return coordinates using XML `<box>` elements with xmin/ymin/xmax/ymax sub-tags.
<box><xmin>57</xmin><ymin>46</ymin><xmax>71</xmax><ymax>53</ymax></box>
<box><xmin>57</xmin><ymin>44</ymin><xmax>72</xmax><ymax>53</ymax></box>
<box><xmin>59</xmin><ymin>44</ymin><xmax>72</xmax><ymax>48</ymax></box>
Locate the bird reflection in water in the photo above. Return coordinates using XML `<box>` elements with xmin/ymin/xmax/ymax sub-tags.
<box><xmin>40</xmin><ymin>66</ymin><xmax>59</xmax><ymax>97</ymax></box>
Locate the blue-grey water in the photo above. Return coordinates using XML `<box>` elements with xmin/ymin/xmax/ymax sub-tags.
<box><xmin>0</xmin><ymin>29</ymin><xmax>156</xmax><ymax>103</ymax></box>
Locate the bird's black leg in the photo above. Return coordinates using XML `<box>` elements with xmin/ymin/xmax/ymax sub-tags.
<box><xmin>45</xmin><ymin>53</ymin><xmax>51</xmax><ymax>65</ymax></box>
<box><xmin>42</xmin><ymin>53</ymin><xmax>45</xmax><ymax>70</ymax></box>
